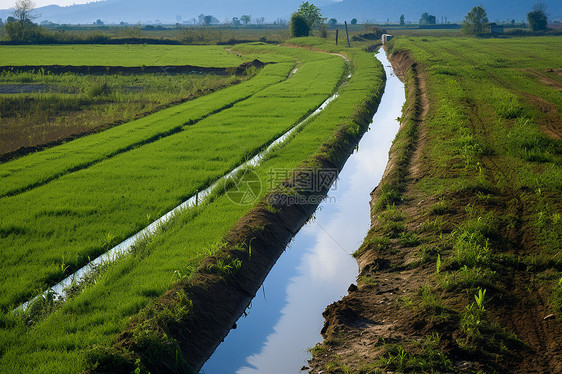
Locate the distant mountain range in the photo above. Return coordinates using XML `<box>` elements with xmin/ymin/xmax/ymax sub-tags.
<box><xmin>0</xmin><ymin>0</ymin><xmax>560</xmax><ymax>25</ymax></box>
<box><xmin>324</xmin><ymin>0</ymin><xmax>562</xmax><ymax>24</ymax></box>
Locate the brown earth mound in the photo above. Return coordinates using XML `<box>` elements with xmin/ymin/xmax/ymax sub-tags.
<box><xmin>0</xmin><ymin>60</ymin><xmax>266</xmax><ymax>76</ymax></box>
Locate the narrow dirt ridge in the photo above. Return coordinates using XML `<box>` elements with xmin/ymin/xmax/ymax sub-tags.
<box><xmin>0</xmin><ymin>60</ymin><xmax>266</xmax><ymax>76</ymax></box>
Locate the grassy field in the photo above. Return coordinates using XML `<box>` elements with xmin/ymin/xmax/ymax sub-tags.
<box><xmin>0</xmin><ymin>44</ymin><xmax>345</xmax><ymax>312</ymax></box>
<box><xmin>0</xmin><ymin>71</ymin><xmax>255</xmax><ymax>157</ymax></box>
<box><xmin>311</xmin><ymin>36</ymin><xmax>562</xmax><ymax>373</ymax></box>
<box><xmin>0</xmin><ymin>62</ymin><xmax>287</xmax><ymax>180</ymax></box>
<box><xmin>0</xmin><ymin>44</ymin><xmax>259</xmax><ymax>156</ymax></box>
<box><xmin>0</xmin><ymin>40</ymin><xmax>385</xmax><ymax>372</ymax></box>
<box><xmin>0</xmin><ymin>44</ymin><xmax>251</xmax><ymax>67</ymax></box>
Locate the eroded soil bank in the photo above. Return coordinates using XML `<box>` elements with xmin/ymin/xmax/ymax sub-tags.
<box><xmin>308</xmin><ymin>47</ymin><xmax>562</xmax><ymax>373</ymax></box>
<box><xmin>0</xmin><ymin>59</ymin><xmax>265</xmax><ymax>76</ymax></box>
<box><xmin>202</xmin><ymin>49</ymin><xmax>402</xmax><ymax>374</ymax></box>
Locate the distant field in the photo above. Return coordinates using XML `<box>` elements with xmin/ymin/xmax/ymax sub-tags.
<box><xmin>0</xmin><ymin>44</ymin><xmax>250</xmax><ymax>67</ymax></box>
<box><xmin>0</xmin><ymin>71</ymin><xmax>251</xmax><ymax>157</ymax></box>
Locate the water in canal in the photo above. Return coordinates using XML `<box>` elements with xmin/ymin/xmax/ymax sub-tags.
<box><xmin>201</xmin><ymin>48</ymin><xmax>405</xmax><ymax>374</ymax></box>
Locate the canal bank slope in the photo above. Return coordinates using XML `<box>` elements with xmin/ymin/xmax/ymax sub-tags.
<box><xmin>309</xmin><ymin>38</ymin><xmax>562</xmax><ymax>373</ymax></box>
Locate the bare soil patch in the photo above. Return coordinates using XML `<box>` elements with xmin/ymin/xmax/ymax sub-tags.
<box><xmin>0</xmin><ymin>59</ymin><xmax>266</xmax><ymax>76</ymax></box>
<box><xmin>0</xmin><ymin>84</ymin><xmax>75</xmax><ymax>94</ymax></box>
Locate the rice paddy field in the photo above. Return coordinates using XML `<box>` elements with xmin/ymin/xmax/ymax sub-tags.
<box><xmin>0</xmin><ymin>40</ymin><xmax>385</xmax><ymax>372</ymax></box>
<box><xmin>0</xmin><ymin>45</ymin><xmax>251</xmax><ymax>67</ymax></box>
<box><xmin>0</xmin><ymin>44</ymin><xmax>271</xmax><ymax>157</ymax></box>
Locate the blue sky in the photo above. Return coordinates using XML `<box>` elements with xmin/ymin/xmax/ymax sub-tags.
<box><xmin>1</xmin><ymin>0</ymin><xmax>94</xmax><ymax>10</ymax></box>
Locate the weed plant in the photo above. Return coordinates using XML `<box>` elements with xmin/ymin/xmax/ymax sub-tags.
<box><xmin>373</xmin><ymin>333</ymin><xmax>452</xmax><ymax>373</ymax></box>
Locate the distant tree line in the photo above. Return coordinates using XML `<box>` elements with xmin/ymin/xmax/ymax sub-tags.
<box><xmin>461</xmin><ymin>2</ymin><xmax>549</xmax><ymax>36</ymax></box>
<box><xmin>1</xmin><ymin>0</ymin><xmax>554</xmax><ymax>43</ymax></box>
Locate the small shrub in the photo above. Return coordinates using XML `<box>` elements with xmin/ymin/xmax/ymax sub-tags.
<box><xmin>451</xmin><ymin>232</ymin><xmax>492</xmax><ymax>268</ymax></box>
<box><xmin>87</xmin><ymin>80</ymin><xmax>113</xmax><ymax>98</ymax></box>
<box><xmin>374</xmin><ymin>184</ymin><xmax>403</xmax><ymax>211</ymax></box>
<box><xmin>399</xmin><ymin>232</ymin><xmax>421</xmax><ymax>247</ymax></box>
<box><xmin>290</xmin><ymin>14</ymin><xmax>310</xmax><ymax>37</ymax></box>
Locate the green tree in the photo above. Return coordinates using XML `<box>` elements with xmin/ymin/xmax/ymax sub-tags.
<box><xmin>527</xmin><ymin>3</ymin><xmax>548</xmax><ymax>31</ymax></box>
<box><xmin>420</xmin><ymin>12</ymin><xmax>436</xmax><ymax>25</ymax></box>
<box><xmin>6</xmin><ymin>0</ymin><xmax>41</xmax><ymax>41</ymax></box>
<box><xmin>13</xmin><ymin>0</ymin><xmax>38</xmax><ymax>26</ymax></box>
<box><xmin>400</xmin><ymin>14</ymin><xmax>405</xmax><ymax>26</ymax></box>
<box><xmin>462</xmin><ymin>5</ymin><xmax>489</xmax><ymax>35</ymax></box>
<box><xmin>203</xmin><ymin>15</ymin><xmax>214</xmax><ymax>25</ymax></box>
<box><xmin>350</xmin><ymin>18</ymin><xmax>357</xmax><ymax>25</ymax></box>
<box><xmin>328</xmin><ymin>18</ymin><xmax>337</xmax><ymax>27</ymax></box>
<box><xmin>290</xmin><ymin>13</ymin><xmax>310</xmax><ymax>37</ymax></box>
<box><xmin>240</xmin><ymin>15</ymin><xmax>251</xmax><ymax>25</ymax></box>
<box><xmin>295</xmin><ymin>1</ymin><xmax>325</xmax><ymax>28</ymax></box>
<box><xmin>232</xmin><ymin>17</ymin><xmax>241</xmax><ymax>26</ymax></box>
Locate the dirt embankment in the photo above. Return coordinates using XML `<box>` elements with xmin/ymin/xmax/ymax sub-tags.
<box><xmin>308</xmin><ymin>49</ymin><xmax>562</xmax><ymax>373</ymax></box>
<box><xmin>0</xmin><ymin>59</ymin><xmax>265</xmax><ymax>76</ymax></box>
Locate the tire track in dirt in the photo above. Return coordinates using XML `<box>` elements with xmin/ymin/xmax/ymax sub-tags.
<box><xmin>455</xmin><ymin>65</ymin><xmax>562</xmax><ymax>373</ymax></box>
<box><xmin>485</xmin><ymin>68</ymin><xmax>562</xmax><ymax>141</ymax></box>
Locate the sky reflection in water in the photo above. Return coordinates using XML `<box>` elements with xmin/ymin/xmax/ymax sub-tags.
<box><xmin>202</xmin><ymin>49</ymin><xmax>405</xmax><ymax>374</ymax></box>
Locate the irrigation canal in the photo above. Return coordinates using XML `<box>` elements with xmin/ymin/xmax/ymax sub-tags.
<box><xmin>201</xmin><ymin>49</ymin><xmax>406</xmax><ymax>373</ymax></box>
<box><xmin>17</xmin><ymin>80</ymin><xmax>340</xmax><ymax>312</ymax></box>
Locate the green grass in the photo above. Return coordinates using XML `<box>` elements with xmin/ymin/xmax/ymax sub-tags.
<box><xmin>0</xmin><ymin>61</ymin><xmax>291</xmax><ymax>197</ymax></box>
<box><xmin>0</xmin><ymin>45</ymin><xmax>345</xmax><ymax>311</ymax></box>
<box><xmin>372</xmin><ymin>35</ymin><xmax>562</xmax><ymax>368</ymax></box>
<box><xmin>0</xmin><ymin>70</ymin><xmax>252</xmax><ymax>156</ymax></box>
<box><xmin>0</xmin><ymin>41</ymin><xmax>385</xmax><ymax>373</ymax></box>
<box><xmin>0</xmin><ymin>45</ymin><xmax>250</xmax><ymax>67</ymax></box>
<box><xmin>372</xmin><ymin>333</ymin><xmax>453</xmax><ymax>373</ymax></box>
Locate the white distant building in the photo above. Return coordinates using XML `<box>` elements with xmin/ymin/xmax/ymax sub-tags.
<box><xmin>382</xmin><ymin>34</ymin><xmax>394</xmax><ymax>44</ymax></box>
